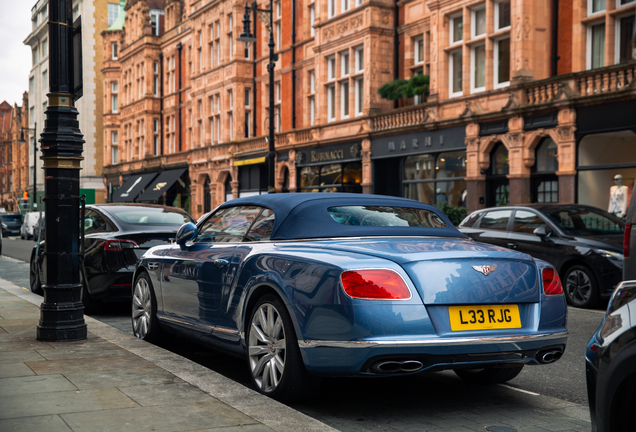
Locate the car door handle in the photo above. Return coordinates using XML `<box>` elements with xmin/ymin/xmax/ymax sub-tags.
<box><xmin>507</xmin><ymin>243</ymin><xmax>517</xmax><ymax>249</ymax></box>
<box><xmin>214</xmin><ymin>259</ymin><xmax>229</xmax><ymax>268</ymax></box>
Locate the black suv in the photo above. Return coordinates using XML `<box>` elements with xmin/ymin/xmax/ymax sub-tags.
<box><xmin>459</xmin><ymin>204</ymin><xmax>624</xmax><ymax>308</ymax></box>
<box><xmin>1</xmin><ymin>213</ymin><xmax>23</xmax><ymax>237</ymax></box>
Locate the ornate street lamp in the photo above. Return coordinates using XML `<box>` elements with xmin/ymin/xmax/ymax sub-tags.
<box><xmin>238</xmin><ymin>1</ymin><xmax>278</xmax><ymax>193</ymax></box>
<box><xmin>36</xmin><ymin>0</ymin><xmax>87</xmax><ymax>341</ymax></box>
<box><xmin>18</xmin><ymin>123</ymin><xmax>39</xmax><ymax>211</ymax></box>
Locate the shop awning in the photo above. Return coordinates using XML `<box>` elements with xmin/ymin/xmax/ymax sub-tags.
<box><xmin>112</xmin><ymin>172</ymin><xmax>159</xmax><ymax>202</ymax></box>
<box><xmin>136</xmin><ymin>168</ymin><xmax>187</xmax><ymax>202</ymax></box>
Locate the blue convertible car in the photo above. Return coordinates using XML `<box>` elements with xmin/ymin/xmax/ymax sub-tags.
<box><xmin>131</xmin><ymin>193</ymin><xmax>568</xmax><ymax>401</ymax></box>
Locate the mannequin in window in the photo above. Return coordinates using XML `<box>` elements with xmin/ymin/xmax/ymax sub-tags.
<box><xmin>608</xmin><ymin>174</ymin><xmax>629</xmax><ymax>218</ymax></box>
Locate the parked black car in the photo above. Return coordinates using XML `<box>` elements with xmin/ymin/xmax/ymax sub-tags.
<box><xmin>459</xmin><ymin>204</ymin><xmax>624</xmax><ymax>308</ymax></box>
<box><xmin>585</xmin><ymin>280</ymin><xmax>636</xmax><ymax>432</ymax></box>
<box><xmin>30</xmin><ymin>204</ymin><xmax>195</xmax><ymax>312</ymax></box>
<box><xmin>1</xmin><ymin>213</ymin><xmax>24</xmax><ymax>237</ymax></box>
<box><xmin>624</xmin><ymin>180</ymin><xmax>636</xmax><ymax>281</ymax></box>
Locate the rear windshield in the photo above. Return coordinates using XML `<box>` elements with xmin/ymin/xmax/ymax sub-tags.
<box><xmin>543</xmin><ymin>206</ymin><xmax>624</xmax><ymax>236</ymax></box>
<box><xmin>107</xmin><ymin>207</ymin><xmax>193</xmax><ymax>226</ymax></box>
<box><xmin>0</xmin><ymin>214</ymin><xmax>23</xmax><ymax>223</ymax></box>
<box><xmin>328</xmin><ymin>206</ymin><xmax>447</xmax><ymax>228</ymax></box>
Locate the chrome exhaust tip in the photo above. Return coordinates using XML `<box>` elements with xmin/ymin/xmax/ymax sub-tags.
<box><xmin>537</xmin><ymin>349</ymin><xmax>563</xmax><ymax>364</ymax></box>
<box><xmin>370</xmin><ymin>360</ymin><xmax>424</xmax><ymax>374</ymax></box>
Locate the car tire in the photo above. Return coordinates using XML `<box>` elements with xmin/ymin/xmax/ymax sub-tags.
<box><xmin>131</xmin><ymin>272</ymin><xmax>164</xmax><ymax>343</ymax></box>
<box><xmin>29</xmin><ymin>252</ymin><xmax>43</xmax><ymax>295</ymax></box>
<box><xmin>563</xmin><ymin>264</ymin><xmax>599</xmax><ymax>309</ymax></box>
<box><xmin>247</xmin><ymin>294</ymin><xmax>320</xmax><ymax>402</ymax></box>
<box><xmin>80</xmin><ymin>270</ymin><xmax>101</xmax><ymax>314</ymax></box>
<box><xmin>454</xmin><ymin>365</ymin><xmax>524</xmax><ymax>384</ymax></box>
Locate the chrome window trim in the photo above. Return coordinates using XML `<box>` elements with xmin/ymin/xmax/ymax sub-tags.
<box><xmin>298</xmin><ymin>330</ymin><xmax>568</xmax><ymax>348</ymax></box>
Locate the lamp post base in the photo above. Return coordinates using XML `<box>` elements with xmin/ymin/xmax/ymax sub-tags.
<box><xmin>37</xmin><ymin>283</ymin><xmax>87</xmax><ymax>342</ymax></box>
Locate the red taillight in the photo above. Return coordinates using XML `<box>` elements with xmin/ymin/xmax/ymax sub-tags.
<box><xmin>340</xmin><ymin>269</ymin><xmax>411</xmax><ymax>300</ymax></box>
<box><xmin>104</xmin><ymin>239</ymin><xmax>139</xmax><ymax>251</ymax></box>
<box><xmin>624</xmin><ymin>224</ymin><xmax>631</xmax><ymax>258</ymax></box>
<box><xmin>542</xmin><ymin>267</ymin><xmax>563</xmax><ymax>296</ymax></box>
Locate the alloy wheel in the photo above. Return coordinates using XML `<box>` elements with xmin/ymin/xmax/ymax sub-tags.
<box><xmin>132</xmin><ymin>277</ymin><xmax>152</xmax><ymax>339</ymax></box>
<box><xmin>248</xmin><ymin>303</ymin><xmax>287</xmax><ymax>393</ymax></box>
<box><xmin>565</xmin><ymin>269</ymin><xmax>592</xmax><ymax>304</ymax></box>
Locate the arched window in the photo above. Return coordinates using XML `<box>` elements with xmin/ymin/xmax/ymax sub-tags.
<box><xmin>224</xmin><ymin>175</ymin><xmax>233</xmax><ymax>202</ymax></box>
<box><xmin>203</xmin><ymin>175</ymin><xmax>211</xmax><ymax>213</ymax></box>
<box><xmin>487</xmin><ymin>142</ymin><xmax>509</xmax><ymax>206</ymax></box>
<box><xmin>532</xmin><ymin>137</ymin><xmax>559</xmax><ymax>203</ymax></box>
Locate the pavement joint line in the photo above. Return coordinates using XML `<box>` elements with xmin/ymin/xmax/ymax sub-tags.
<box><xmin>0</xmin><ymin>277</ymin><xmax>338</xmax><ymax>432</ymax></box>
<box><xmin>497</xmin><ymin>384</ymin><xmax>540</xmax><ymax>396</ymax></box>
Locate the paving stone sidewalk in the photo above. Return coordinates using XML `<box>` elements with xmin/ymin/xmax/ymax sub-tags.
<box><xmin>0</xmin><ymin>279</ymin><xmax>337</xmax><ymax>432</ymax></box>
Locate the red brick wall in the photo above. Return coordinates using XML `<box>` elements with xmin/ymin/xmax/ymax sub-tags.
<box><xmin>557</xmin><ymin>0</ymin><xmax>573</xmax><ymax>75</ymax></box>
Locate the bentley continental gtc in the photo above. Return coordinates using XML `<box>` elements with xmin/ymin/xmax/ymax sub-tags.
<box><xmin>131</xmin><ymin>193</ymin><xmax>568</xmax><ymax>401</ymax></box>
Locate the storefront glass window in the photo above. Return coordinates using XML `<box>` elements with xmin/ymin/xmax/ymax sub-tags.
<box><xmin>320</xmin><ymin>164</ymin><xmax>342</xmax><ymax>186</ymax></box>
<box><xmin>300</xmin><ymin>166</ymin><xmax>320</xmax><ymax>188</ymax></box>
<box><xmin>437</xmin><ymin>151</ymin><xmax>467</xmax><ymax>179</ymax></box>
<box><xmin>492</xmin><ymin>144</ymin><xmax>509</xmax><ymax>175</ymax></box>
<box><xmin>403</xmin><ymin>152</ymin><xmax>467</xmax><ymax>207</ymax></box>
<box><xmin>343</xmin><ymin>163</ymin><xmax>362</xmax><ymax>184</ymax></box>
<box><xmin>404</xmin><ymin>154</ymin><xmax>435</xmax><ymax>180</ymax></box>
<box><xmin>536</xmin><ymin>138</ymin><xmax>558</xmax><ymax>173</ymax></box>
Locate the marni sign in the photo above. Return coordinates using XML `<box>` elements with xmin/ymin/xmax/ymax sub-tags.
<box><xmin>370</xmin><ymin>126</ymin><xmax>466</xmax><ymax>159</ymax></box>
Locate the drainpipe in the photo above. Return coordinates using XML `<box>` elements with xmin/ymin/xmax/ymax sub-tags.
<box><xmin>253</xmin><ymin>7</ymin><xmax>257</xmax><ymax>137</ymax></box>
<box><xmin>551</xmin><ymin>0</ymin><xmax>559</xmax><ymax>76</ymax></box>
<box><xmin>291</xmin><ymin>0</ymin><xmax>296</xmax><ymax>128</ymax></box>
<box><xmin>177</xmin><ymin>42</ymin><xmax>182</xmax><ymax>152</ymax></box>
<box><xmin>159</xmin><ymin>52</ymin><xmax>164</xmax><ymax>155</ymax></box>
<box><xmin>394</xmin><ymin>0</ymin><xmax>399</xmax><ymax>109</ymax></box>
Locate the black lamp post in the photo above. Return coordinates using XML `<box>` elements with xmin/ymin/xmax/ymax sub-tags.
<box><xmin>36</xmin><ymin>0</ymin><xmax>87</xmax><ymax>341</ymax></box>
<box><xmin>18</xmin><ymin>122</ymin><xmax>38</xmax><ymax>211</ymax></box>
<box><xmin>238</xmin><ymin>1</ymin><xmax>278</xmax><ymax>193</ymax></box>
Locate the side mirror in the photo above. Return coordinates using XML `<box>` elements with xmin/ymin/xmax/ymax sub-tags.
<box><xmin>176</xmin><ymin>222</ymin><xmax>198</xmax><ymax>247</ymax></box>
<box><xmin>533</xmin><ymin>226</ymin><xmax>548</xmax><ymax>239</ymax></box>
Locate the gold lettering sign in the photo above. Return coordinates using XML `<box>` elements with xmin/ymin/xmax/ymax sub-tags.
<box><xmin>153</xmin><ymin>182</ymin><xmax>168</xmax><ymax>191</ymax></box>
<box><xmin>310</xmin><ymin>150</ymin><xmax>345</xmax><ymax>163</ymax></box>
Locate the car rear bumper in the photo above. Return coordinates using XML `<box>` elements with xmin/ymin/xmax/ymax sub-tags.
<box><xmin>299</xmin><ymin>330</ymin><xmax>568</xmax><ymax>376</ymax></box>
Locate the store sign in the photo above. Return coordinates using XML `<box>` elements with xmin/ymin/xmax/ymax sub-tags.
<box><xmin>296</xmin><ymin>142</ymin><xmax>361</xmax><ymax>166</ymax></box>
<box><xmin>371</xmin><ymin>126</ymin><xmax>466</xmax><ymax>159</ymax></box>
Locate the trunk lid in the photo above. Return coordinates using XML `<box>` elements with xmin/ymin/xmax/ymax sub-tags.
<box><xmin>319</xmin><ymin>238</ymin><xmax>540</xmax><ymax>305</ymax></box>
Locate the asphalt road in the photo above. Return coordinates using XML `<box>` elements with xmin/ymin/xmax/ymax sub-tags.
<box><xmin>1</xmin><ymin>236</ymin><xmax>602</xmax><ymax>431</ymax></box>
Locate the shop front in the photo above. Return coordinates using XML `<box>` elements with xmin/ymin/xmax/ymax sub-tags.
<box><xmin>576</xmin><ymin>99</ymin><xmax>636</xmax><ymax>217</ymax></box>
<box><xmin>371</xmin><ymin>126</ymin><xmax>467</xmax><ymax>207</ymax></box>
<box><xmin>295</xmin><ymin>142</ymin><xmax>363</xmax><ymax>193</ymax></box>
<box><xmin>112</xmin><ymin>167</ymin><xmax>191</xmax><ymax>214</ymax></box>
<box><xmin>234</xmin><ymin>156</ymin><xmax>268</xmax><ymax>197</ymax></box>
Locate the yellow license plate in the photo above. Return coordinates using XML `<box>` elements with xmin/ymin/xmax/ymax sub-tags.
<box><xmin>448</xmin><ymin>304</ymin><xmax>521</xmax><ymax>331</ymax></box>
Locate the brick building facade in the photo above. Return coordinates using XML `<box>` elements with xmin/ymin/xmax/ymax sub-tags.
<box><xmin>102</xmin><ymin>0</ymin><xmax>636</xmax><ymax>220</ymax></box>
<box><xmin>0</xmin><ymin>95</ymin><xmax>31</xmax><ymax>213</ymax></box>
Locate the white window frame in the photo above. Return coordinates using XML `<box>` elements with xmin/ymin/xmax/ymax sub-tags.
<box><xmin>414</xmin><ymin>37</ymin><xmax>424</xmax><ymax>64</ymax></box>
<box><xmin>354</xmin><ymin>78</ymin><xmax>363</xmax><ymax>116</ymax></box>
<box><xmin>310</xmin><ymin>6</ymin><xmax>316</xmax><ymax>37</ymax></box>
<box><xmin>245</xmin><ymin>88</ymin><xmax>251</xmax><ymax>107</ymax></box>
<box><xmin>356</xmin><ymin>0</ymin><xmax>362</xmax><ymax>6</ymax></box>
<box><xmin>494</xmin><ymin>37</ymin><xmax>511</xmax><ymax>88</ymax></box>
<box><xmin>494</xmin><ymin>0</ymin><xmax>511</xmax><ymax>31</ymax></box>
<box><xmin>342</xmin><ymin>0</ymin><xmax>349</xmax><ymax>13</ymax></box>
<box><xmin>310</xmin><ymin>70</ymin><xmax>316</xmax><ymax>93</ymax></box>
<box><xmin>615</xmin><ymin>13</ymin><xmax>635</xmax><ymax>64</ymax></box>
<box><xmin>327</xmin><ymin>56</ymin><xmax>336</xmax><ymax>80</ymax></box>
<box><xmin>618</xmin><ymin>0</ymin><xmax>636</xmax><ymax>6</ymax></box>
<box><xmin>354</xmin><ymin>47</ymin><xmax>364</xmax><ymax>72</ymax></box>
<box><xmin>340</xmin><ymin>81</ymin><xmax>350</xmax><ymax>119</ymax></box>
<box><xmin>309</xmin><ymin>96</ymin><xmax>315</xmax><ymax>125</ymax></box>
<box><xmin>341</xmin><ymin>51</ymin><xmax>350</xmax><ymax>76</ymax></box>
<box><xmin>471</xmin><ymin>6</ymin><xmax>486</xmax><ymax>39</ymax></box>
<box><xmin>449</xmin><ymin>49</ymin><xmax>463</xmax><ymax>98</ymax></box>
<box><xmin>449</xmin><ymin>13</ymin><xmax>463</xmax><ymax>46</ymax></box>
<box><xmin>328</xmin><ymin>0</ymin><xmax>335</xmax><ymax>18</ymax></box>
<box><xmin>275</xmin><ymin>22</ymin><xmax>281</xmax><ymax>50</ymax></box>
<box><xmin>588</xmin><ymin>0</ymin><xmax>606</xmax><ymax>15</ymax></box>
<box><xmin>587</xmin><ymin>21</ymin><xmax>606</xmax><ymax>69</ymax></box>
<box><xmin>470</xmin><ymin>44</ymin><xmax>486</xmax><ymax>93</ymax></box>
<box><xmin>327</xmin><ymin>84</ymin><xmax>336</xmax><ymax>122</ymax></box>
<box><xmin>111</xmin><ymin>42</ymin><xmax>118</xmax><ymax>60</ymax></box>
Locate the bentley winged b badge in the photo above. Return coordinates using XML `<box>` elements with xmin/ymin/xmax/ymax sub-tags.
<box><xmin>472</xmin><ymin>265</ymin><xmax>497</xmax><ymax>276</ymax></box>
